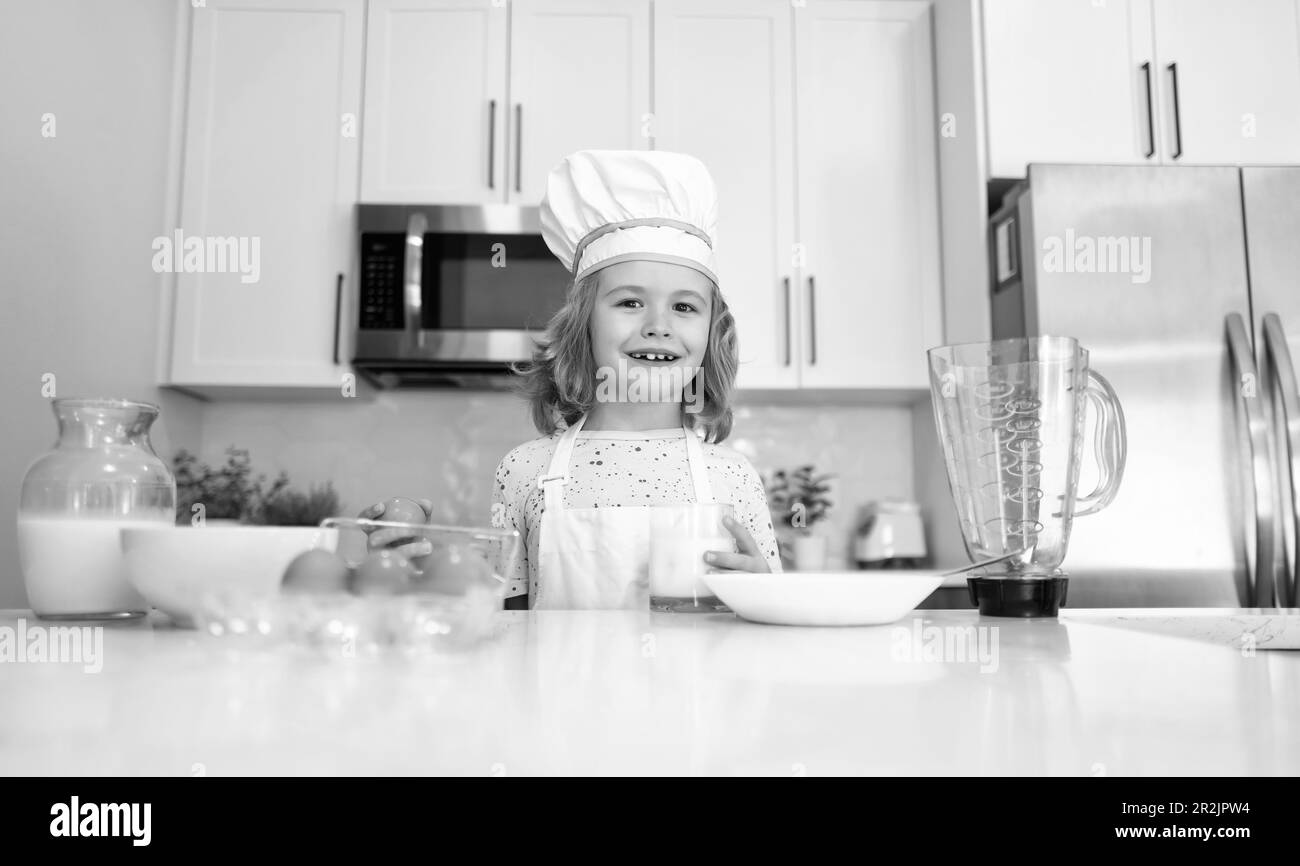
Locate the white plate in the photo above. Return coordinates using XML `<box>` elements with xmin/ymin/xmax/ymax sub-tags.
<box><xmin>704</xmin><ymin>570</ymin><xmax>945</xmax><ymax>626</ymax></box>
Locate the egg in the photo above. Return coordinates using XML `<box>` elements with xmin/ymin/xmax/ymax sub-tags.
<box><xmin>408</xmin><ymin>544</ymin><xmax>495</xmax><ymax>596</ymax></box>
<box><xmin>281</xmin><ymin>549</ymin><xmax>351</xmax><ymax>595</ymax></box>
<box><xmin>349</xmin><ymin>549</ymin><xmax>417</xmax><ymax>596</ymax></box>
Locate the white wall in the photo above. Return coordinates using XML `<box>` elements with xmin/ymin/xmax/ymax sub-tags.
<box><xmin>0</xmin><ymin>0</ymin><xmax>203</xmax><ymax>608</ymax></box>
<box><xmin>195</xmin><ymin>391</ymin><xmax>917</xmax><ymax>571</ymax></box>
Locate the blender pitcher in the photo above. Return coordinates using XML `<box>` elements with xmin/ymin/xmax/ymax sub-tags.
<box><xmin>928</xmin><ymin>337</ymin><xmax>1126</xmax><ymax>617</ymax></box>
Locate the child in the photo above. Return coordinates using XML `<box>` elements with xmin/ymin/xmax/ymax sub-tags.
<box><xmin>491</xmin><ymin>150</ymin><xmax>782</xmax><ymax>610</ymax></box>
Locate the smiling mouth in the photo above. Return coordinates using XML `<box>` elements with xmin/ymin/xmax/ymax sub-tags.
<box><xmin>626</xmin><ymin>351</ymin><xmax>681</xmax><ymax>363</ymax></box>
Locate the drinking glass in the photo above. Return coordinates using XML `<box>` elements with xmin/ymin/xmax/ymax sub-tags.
<box><xmin>649</xmin><ymin>503</ymin><xmax>736</xmax><ymax>612</ymax></box>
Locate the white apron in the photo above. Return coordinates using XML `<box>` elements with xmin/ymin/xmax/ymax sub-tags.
<box><xmin>535</xmin><ymin>413</ymin><xmax>715</xmax><ymax>609</ymax></box>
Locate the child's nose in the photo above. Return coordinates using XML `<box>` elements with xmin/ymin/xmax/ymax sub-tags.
<box><xmin>642</xmin><ymin>308</ymin><xmax>672</xmax><ymax>336</ymax></box>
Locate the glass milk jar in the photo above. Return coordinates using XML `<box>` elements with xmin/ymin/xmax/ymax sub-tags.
<box><xmin>17</xmin><ymin>398</ymin><xmax>176</xmax><ymax>619</ymax></box>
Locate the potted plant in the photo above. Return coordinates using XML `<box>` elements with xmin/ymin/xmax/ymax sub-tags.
<box><xmin>766</xmin><ymin>465</ymin><xmax>834</xmax><ymax>570</ymax></box>
<box><xmin>247</xmin><ymin>482</ymin><xmax>344</xmax><ymax>527</ymax></box>
<box><xmin>172</xmin><ymin>447</ymin><xmax>288</xmax><ymax>526</ymax></box>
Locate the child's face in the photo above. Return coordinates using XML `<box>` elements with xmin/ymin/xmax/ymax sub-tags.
<box><xmin>588</xmin><ymin>260</ymin><xmax>713</xmax><ymax>401</ymax></box>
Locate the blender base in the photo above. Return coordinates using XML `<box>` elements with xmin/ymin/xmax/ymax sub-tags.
<box><xmin>967</xmin><ymin>576</ymin><xmax>1069</xmax><ymax>618</ymax></box>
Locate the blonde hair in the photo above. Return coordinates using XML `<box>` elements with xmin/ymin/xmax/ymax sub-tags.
<box><xmin>511</xmin><ymin>270</ymin><xmax>738</xmax><ymax>443</ymax></box>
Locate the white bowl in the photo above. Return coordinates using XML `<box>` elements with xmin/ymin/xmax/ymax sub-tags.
<box><xmin>121</xmin><ymin>526</ymin><xmax>339</xmax><ymax>625</ymax></box>
<box><xmin>704</xmin><ymin>570</ymin><xmax>945</xmax><ymax>626</ymax></box>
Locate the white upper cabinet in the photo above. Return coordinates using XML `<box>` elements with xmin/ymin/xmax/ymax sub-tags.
<box><xmin>657</xmin><ymin>0</ymin><xmax>942</xmax><ymax>390</ymax></box>
<box><xmin>509</xmin><ymin>0</ymin><xmax>651</xmax><ymax>204</ymax></box>
<box><xmin>983</xmin><ymin>0</ymin><xmax>1156</xmax><ymax>178</ymax></box>
<box><xmin>167</xmin><ymin>0</ymin><xmax>941</xmax><ymax>395</ymax></box>
<box><xmin>168</xmin><ymin>0</ymin><xmax>362</xmax><ymax>391</ymax></box>
<box><xmin>1152</xmin><ymin>0</ymin><xmax>1300</xmax><ymax>164</ymax></box>
<box><xmin>983</xmin><ymin>0</ymin><xmax>1300</xmax><ymax>176</ymax></box>
<box><xmin>361</xmin><ymin>0</ymin><xmax>650</xmax><ymax>204</ymax></box>
<box><xmin>653</xmin><ymin>0</ymin><xmax>800</xmax><ymax>390</ymax></box>
<box><xmin>361</xmin><ymin>0</ymin><xmax>507</xmax><ymax>203</ymax></box>
<box><xmin>794</xmin><ymin>0</ymin><xmax>942</xmax><ymax>389</ymax></box>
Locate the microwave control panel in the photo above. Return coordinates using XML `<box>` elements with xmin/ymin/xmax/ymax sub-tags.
<box><xmin>359</xmin><ymin>233</ymin><xmax>404</xmax><ymax>329</ymax></box>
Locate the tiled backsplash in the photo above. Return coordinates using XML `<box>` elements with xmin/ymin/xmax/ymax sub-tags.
<box><xmin>196</xmin><ymin>391</ymin><xmax>920</xmax><ymax>569</ymax></box>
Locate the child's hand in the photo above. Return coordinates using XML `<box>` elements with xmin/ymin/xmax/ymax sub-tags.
<box><xmin>357</xmin><ymin>497</ymin><xmax>434</xmax><ymax>557</ymax></box>
<box><xmin>703</xmin><ymin>515</ymin><xmax>771</xmax><ymax>573</ymax></box>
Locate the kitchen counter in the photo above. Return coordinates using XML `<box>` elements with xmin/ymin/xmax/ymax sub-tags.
<box><xmin>0</xmin><ymin>607</ymin><xmax>1297</xmax><ymax>776</ymax></box>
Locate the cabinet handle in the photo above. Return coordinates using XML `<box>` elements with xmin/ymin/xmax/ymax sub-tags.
<box><xmin>807</xmin><ymin>275</ymin><xmax>817</xmax><ymax>366</ymax></box>
<box><xmin>333</xmin><ymin>272</ymin><xmax>343</xmax><ymax>365</ymax></box>
<box><xmin>487</xmin><ymin>99</ymin><xmax>496</xmax><ymax>189</ymax></box>
<box><xmin>514</xmin><ymin>103</ymin><xmax>523</xmax><ymax>193</ymax></box>
<box><xmin>1140</xmin><ymin>62</ymin><xmax>1155</xmax><ymax>159</ymax></box>
<box><xmin>782</xmin><ymin>276</ymin><xmax>792</xmax><ymax>366</ymax></box>
<box><xmin>1167</xmin><ymin>62</ymin><xmax>1183</xmax><ymax>160</ymax></box>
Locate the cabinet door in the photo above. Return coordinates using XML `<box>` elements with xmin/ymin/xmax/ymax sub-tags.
<box><xmin>983</xmin><ymin>0</ymin><xmax>1157</xmax><ymax>178</ymax></box>
<box><xmin>654</xmin><ymin>0</ymin><xmax>799</xmax><ymax>390</ymax></box>
<box><xmin>171</xmin><ymin>0</ymin><xmax>362</xmax><ymax>389</ymax></box>
<box><xmin>795</xmin><ymin>0</ymin><xmax>942</xmax><ymax>389</ymax></box>
<box><xmin>508</xmin><ymin>0</ymin><xmax>651</xmax><ymax>204</ymax></box>
<box><xmin>1153</xmin><ymin>0</ymin><xmax>1300</xmax><ymax>164</ymax></box>
<box><xmin>361</xmin><ymin>0</ymin><xmax>507</xmax><ymax>203</ymax></box>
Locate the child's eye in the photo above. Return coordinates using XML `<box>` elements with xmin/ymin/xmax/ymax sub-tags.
<box><xmin>615</xmin><ymin>298</ymin><xmax>697</xmax><ymax>313</ymax></box>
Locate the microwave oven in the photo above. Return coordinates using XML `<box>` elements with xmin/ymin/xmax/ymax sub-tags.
<box><xmin>353</xmin><ymin>204</ymin><xmax>571</xmax><ymax>388</ymax></box>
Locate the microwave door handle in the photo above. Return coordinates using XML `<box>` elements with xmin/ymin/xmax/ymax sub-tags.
<box><xmin>404</xmin><ymin>212</ymin><xmax>427</xmax><ymax>351</ymax></box>
<box><xmin>1263</xmin><ymin>313</ymin><xmax>1300</xmax><ymax>607</ymax></box>
<box><xmin>1226</xmin><ymin>313</ymin><xmax>1278</xmax><ymax>607</ymax></box>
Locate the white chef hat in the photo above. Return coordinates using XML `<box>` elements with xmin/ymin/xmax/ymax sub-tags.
<box><xmin>540</xmin><ymin>149</ymin><xmax>719</xmax><ymax>285</ymax></box>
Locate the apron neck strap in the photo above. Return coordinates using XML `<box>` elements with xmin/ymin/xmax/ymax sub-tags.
<box><xmin>682</xmin><ymin>422</ymin><xmax>714</xmax><ymax>504</ymax></box>
<box><xmin>538</xmin><ymin>413</ymin><xmax>714</xmax><ymax>509</ymax></box>
<box><xmin>539</xmin><ymin>413</ymin><xmax>588</xmax><ymax>511</ymax></box>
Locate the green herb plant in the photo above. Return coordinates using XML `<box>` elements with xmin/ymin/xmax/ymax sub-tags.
<box><xmin>765</xmin><ymin>465</ymin><xmax>834</xmax><ymax>534</ymax></box>
<box><xmin>249</xmin><ymin>482</ymin><xmax>344</xmax><ymax>527</ymax></box>
<box><xmin>171</xmin><ymin>447</ymin><xmax>341</xmax><ymax>526</ymax></box>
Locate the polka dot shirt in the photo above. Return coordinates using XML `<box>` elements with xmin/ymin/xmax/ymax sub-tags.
<box><xmin>490</xmin><ymin>426</ymin><xmax>783</xmax><ymax>606</ymax></box>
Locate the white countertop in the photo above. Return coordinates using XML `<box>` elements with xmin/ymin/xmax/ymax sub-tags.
<box><xmin>1</xmin><ymin>607</ymin><xmax>1297</xmax><ymax>776</ymax></box>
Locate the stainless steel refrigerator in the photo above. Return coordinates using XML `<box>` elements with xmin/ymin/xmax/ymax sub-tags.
<box><xmin>988</xmin><ymin>165</ymin><xmax>1299</xmax><ymax>608</ymax></box>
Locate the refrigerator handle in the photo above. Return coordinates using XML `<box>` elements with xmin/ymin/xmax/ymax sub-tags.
<box><xmin>1226</xmin><ymin>313</ymin><xmax>1278</xmax><ymax>607</ymax></box>
<box><xmin>1262</xmin><ymin>313</ymin><xmax>1300</xmax><ymax>607</ymax></box>
<box><xmin>1140</xmin><ymin>62</ymin><xmax>1155</xmax><ymax>159</ymax></box>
